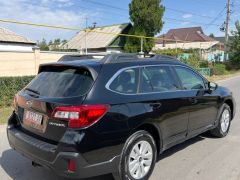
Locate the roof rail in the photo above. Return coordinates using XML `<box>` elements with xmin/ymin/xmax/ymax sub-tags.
<box><xmin>58</xmin><ymin>54</ymin><xmax>106</xmax><ymax>62</ymax></box>
<box><xmin>150</xmin><ymin>54</ymin><xmax>179</xmax><ymax>61</ymax></box>
<box><xmin>101</xmin><ymin>53</ymin><xmax>138</xmax><ymax>64</ymax></box>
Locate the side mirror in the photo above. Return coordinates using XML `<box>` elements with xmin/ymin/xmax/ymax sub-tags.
<box><xmin>208</xmin><ymin>82</ymin><xmax>218</xmax><ymax>91</ymax></box>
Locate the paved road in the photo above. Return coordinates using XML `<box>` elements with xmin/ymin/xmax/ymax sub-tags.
<box><xmin>0</xmin><ymin>76</ymin><xmax>240</xmax><ymax>180</ymax></box>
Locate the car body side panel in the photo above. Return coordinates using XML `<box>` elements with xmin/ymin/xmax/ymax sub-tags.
<box><xmin>186</xmin><ymin>90</ymin><xmax>220</xmax><ymax>136</ymax></box>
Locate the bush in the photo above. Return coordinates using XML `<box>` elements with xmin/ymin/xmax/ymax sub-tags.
<box><xmin>154</xmin><ymin>48</ymin><xmax>184</xmax><ymax>57</ymax></box>
<box><xmin>199</xmin><ymin>61</ymin><xmax>209</xmax><ymax>68</ymax></box>
<box><xmin>213</xmin><ymin>64</ymin><xmax>228</xmax><ymax>75</ymax></box>
<box><xmin>180</xmin><ymin>52</ymin><xmax>202</xmax><ymax>69</ymax></box>
<box><xmin>0</xmin><ymin>76</ymin><xmax>34</xmax><ymax>107</ymax></box>
<box><xmin>225</xmin><ymin>60</ymin><xmax>240</xmax><ymax>71</ymax></box>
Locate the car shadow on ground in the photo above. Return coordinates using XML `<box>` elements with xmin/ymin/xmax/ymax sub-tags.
<box><xmin>0</xmin><ymin>149</ymin><xmax>114</xmax><ymax>180</ymax></box>
<box><xmin>0</xmin><ymin>133</ymin><xmax>214</xmax><ymax>180</ymax></box>
<box><xmin>157</xmin><ymin>132</ymin><xmax>213</xmax><ymax>161</ymax></box>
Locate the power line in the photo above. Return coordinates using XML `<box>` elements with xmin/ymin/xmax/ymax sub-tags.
<box><xmin>205</xmin><ymin>6</ymin><xmax>227</xmax><ymax>30</ymax></box>
<box><xmin>166</xmin><ymin>7</ymin><xmax>219</xmax><ymax>19</ymax></box>
<box><xmin>0</xmin><ymin>18</ymin><xmax>198</xmax><ymax>43</ymax></box>
<box><xmin>81</xmin><ymin>0</ymin><xmax>225</xmax><ymax>20</ymax></box>
<box><xmin>164</xmin><ymin>17</ymin><xmax>221</xmax><ymax>27</ymax></box>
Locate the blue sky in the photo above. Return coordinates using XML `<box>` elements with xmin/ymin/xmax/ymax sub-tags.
<box><xmin>0</xmin><ymin>0</ymin><xmax>239</xmax><ymax>42</ymax></box>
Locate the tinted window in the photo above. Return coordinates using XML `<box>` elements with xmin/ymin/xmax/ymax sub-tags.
<box><xmin>174</xmin><ymin>66</ymin><xmax>205</xmax><ymax>90</ymax></box>
<box><xmin>109</xmin><ymin>68</ymin><xmax>139</xmax><ymax>94</ymax></box>
<box><xmin>140</xmin><ymin>66</ymin><xmax>179</xmax><ymax>93</ymax></box>
<box><xmin>26</xmin><ymin>66</ymin><xmax>93</xmax><ymax>98</ymax></box>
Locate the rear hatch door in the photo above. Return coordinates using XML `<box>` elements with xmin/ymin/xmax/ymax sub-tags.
<box><xmin>15</xmin><ymin>64</ymin><xmax>99</xmax><ymax>143</ymax></box>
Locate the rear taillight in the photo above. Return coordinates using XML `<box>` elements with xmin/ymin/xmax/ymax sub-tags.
<box><xmin>51</xmin><ymin>105</ymin><xmax>110</xmax><ymax>128</ymax></box>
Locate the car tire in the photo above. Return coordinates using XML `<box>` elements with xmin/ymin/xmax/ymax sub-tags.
<box><xmin>115</xmin><ymin>130</ymin><xmax>157</xmax><ymax>180</ymax></box>
<box><xmin>210</xmin><ymin>103</ymin><xmax>231</xmax><ymax>138</ymax></box>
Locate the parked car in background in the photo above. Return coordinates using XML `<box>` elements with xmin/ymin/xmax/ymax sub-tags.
<box><xmin>7</xmin><ymin>53</ymin><xmax>235</xmax><ymax>180</ymax></box>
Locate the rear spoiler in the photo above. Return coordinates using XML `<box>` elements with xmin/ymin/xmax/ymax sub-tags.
<box><xmin>38</xmin><ymin>63</ymin><xmax>101</xmax><ymax>81</ymax></box>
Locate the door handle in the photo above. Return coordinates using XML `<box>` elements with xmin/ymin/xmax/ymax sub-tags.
<box><xmin>189</xmin><ymin>98</ymin><xmax>198</xmax><ymax>104</ymax></box>
<box><xmin>149</xmin><ymin>102</ymin><xmax>162</xmax><ymax>109</ymax></box>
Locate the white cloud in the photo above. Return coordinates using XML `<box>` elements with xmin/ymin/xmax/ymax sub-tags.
<box><xmin>182</xmin><ymin>14</ymin><xmax>193</xmax><ymax>19</ymax></box>
<box><xmin>181</xmin><ymin>21</ymin><xmax>190</xmax><ymax>26</ymax></box>
<box><xmin>0</xmin><ymin>0</ymin><xmax>98</xmax><ymax>41</ymax></box>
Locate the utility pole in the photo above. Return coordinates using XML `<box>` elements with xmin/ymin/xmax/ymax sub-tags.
<box><xmin>224</xmin><ymin>0</ymin><xmax>231</xmax><ymax>61</ymax></box>
<box><xmin>85</xmin><ymin>17</ymin><xmax>88</xmax><ymax>54</ymax></box>
<box><xmin>140</xmin><ymin>37</ymin><xmax>144</xmax><ymax>55</ymax></box>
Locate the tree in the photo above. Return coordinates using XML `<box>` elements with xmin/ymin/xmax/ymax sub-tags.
<box><xmin>37</xmin><ymin>38</ymin><xmax>49</xmax><ymax>51</ymax></box>
<box><xmin>61</xmin><ymin>39</ymin><xmax>67</xmax><ymax>45</ymax></box>
<box><xmin>209</xmin><ymin>33</ymin><xmax>215</xmax><ymax>38</ymax></box>
<box><xmin>124</xmin><ymin>0</ymin><xmax>165</xmax><ymax>54</ymax></box>
<box><xmin>229</xmin><ymin>20</ymin><xmax>240</xmax><ymax>62</ymax></box>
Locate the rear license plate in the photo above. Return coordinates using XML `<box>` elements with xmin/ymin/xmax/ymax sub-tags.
<box><xmin>23</xmin><ymin>110</ymin><xmax>43</xmax><ymax>131</ymax></box>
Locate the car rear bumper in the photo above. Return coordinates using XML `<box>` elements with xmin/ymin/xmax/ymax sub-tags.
<box><xmin>7</xmin><ymin>116</ymin><xmax>120</xmax><ymax>179</ymax></box>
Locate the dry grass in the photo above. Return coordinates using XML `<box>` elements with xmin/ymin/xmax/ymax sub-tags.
<box><xmin>0</xmin><ymin>107</ymin><xmax>13</xmax><ymax>124</ymax></box>
<box><xmin>206</xmin><ymin>71</ymin><xmax>240</xmax><ymax>82</ymax></box>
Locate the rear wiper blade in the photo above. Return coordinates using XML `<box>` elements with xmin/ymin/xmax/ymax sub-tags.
<box><xmin>25</xmin><ymin>88</ymin><xmax>40</xmax><ymax>95</ymax></box>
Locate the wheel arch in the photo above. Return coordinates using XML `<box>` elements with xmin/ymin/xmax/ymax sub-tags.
<box><xmin>224</xmin><ymin>99</ymin><xmax>234</xmax><ymax>120</ymax></box>
<box><xmin>136</xmin><ymin>123</ymin><xmax>162</xmax><ymax>154</ymax></box>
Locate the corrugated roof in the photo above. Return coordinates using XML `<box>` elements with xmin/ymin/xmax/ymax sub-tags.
<box><xmin>156</xmin><ymin>27</ymin><xmax>215</xmax><ymax>44</ymax></box>
<box><xmin>0</xmin><ymin>27</ymin><xmax>35</xmax><ymax>44</ymax></box>
<box><xmin>62</xmin><ymin>23</ymin><xmax>131</xmax><ymax>50</ymax></box>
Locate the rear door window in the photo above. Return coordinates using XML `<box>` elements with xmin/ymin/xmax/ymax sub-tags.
<box><xmin>140</xmin><ymin>66</ymin><xmax>180</xmax><ymax>93</ymax></box>
<box><xmin>109</xmin><ymin>68</ymin><xmax>139</xmax><ymax>94</ymax></box>
<box><xmin>26</xmin><ymin>66</ymin><xmax>93</xmax><ymax>98</ymax></box>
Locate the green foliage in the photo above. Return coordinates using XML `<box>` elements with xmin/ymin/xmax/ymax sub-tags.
<box><xmin>229</xmin><ymin>21</ymin><xmax>240</xmax><ymax>62</ymax></box>
<box><xmin>199</xmin><ymin>61</ymin><xmax>209</xmax><ymax>68</ymax></box>
<box><xmin>154</xmin><ymin>48</ymin><xmax>183</xmax><ymax>57</ymax></box>
<box><xmin>213</xmin><ymin>64</ymin><xmax>228</xmax><ymax>75</ymax></box>
<box><xmin>153</xmin><ymin>48</ymin><xmax>200</xmax><ymax>57</ymax></box>
<box><xmin>180</xmin><ymin>52</ymin><xmax>201</xmax><ymax>69</ymax></box>
<box><xmin>0</xmin><ymin>107</ymin><xmax>12</xmax><ymax>124</ymax></box>
<box><xmin>49</xmin><ymin>39</ymin><xmax>67</xmax><ymax>46</ymax></box>
<box><xmin>37</xmin><ymin>38</ymin><xmax>49</xmax><ymax>51</ymax></box>
<box><xmin>124</xmin><ymin>0</ymin><xmax>165</xmax><ymax>54</ymax></box>
<box><xmin>209</xmin><ymin>33</ymin><xmax>215</xmax><ymax>38</ymax></box>
<box><xmin>0</xmin><ymin>76</ymin><xmax>34</xmax><ymax>107</ymax></box>
<box><xmin>225</xmin><ymin>60</ymin><xmax>240</xmax><ymax>70</ymax></box>
<box><xmin>155</xmin><ymin>48</ymin><xmax>207</xmax><ymax>69</ymax></box>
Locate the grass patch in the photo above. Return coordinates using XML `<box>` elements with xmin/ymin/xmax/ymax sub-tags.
<box><xmin>0</xmin><ymin>107</ymin><xmax>13</xmax><ymax>124</ymax></box>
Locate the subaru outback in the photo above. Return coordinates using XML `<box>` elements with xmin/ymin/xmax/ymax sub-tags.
<box><xmin>7</xmin><ymin>53</ymin><xmax>235</xmax><ymax>180</ymax></box>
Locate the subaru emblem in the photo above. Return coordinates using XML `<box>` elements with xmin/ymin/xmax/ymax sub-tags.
<box><xmin>26</xmin><ymin>100</ymin><xmax>33</xmax><ymax>108</ymax></box>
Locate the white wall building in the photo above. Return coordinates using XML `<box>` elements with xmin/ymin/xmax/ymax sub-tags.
<box><xmin>0</xmin><ymin>27</ymin><xmax>36</xmax><ymax>52</ymax></box>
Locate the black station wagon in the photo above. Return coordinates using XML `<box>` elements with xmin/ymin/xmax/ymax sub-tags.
<box><xmin>7</xmin><ymin>53</ymin><xmax>236</xmax><ymax>180</ymax></box>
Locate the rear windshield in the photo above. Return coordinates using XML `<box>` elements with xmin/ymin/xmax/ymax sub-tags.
<box><xmin>26</xmin><ymin>66</ymin><xmax>93</xmax><ymax>98</ymax></box>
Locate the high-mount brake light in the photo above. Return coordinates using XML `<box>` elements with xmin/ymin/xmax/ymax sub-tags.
<box><xmin>51</xmin><ymin>105</ymin><xmax>110</xmax><ymax>128</ymax></box>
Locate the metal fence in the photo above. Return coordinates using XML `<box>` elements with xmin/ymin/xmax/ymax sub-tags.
<box><xmin>196</xmin><ymin>68</ymin><xmax>212</xmax><ymax>76</ymax></box>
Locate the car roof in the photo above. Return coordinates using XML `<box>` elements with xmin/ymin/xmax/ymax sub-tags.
<box><xmin>56</xmin><ymin>53</ymin><xmax>185</xmax><ymax>67</ymax></box>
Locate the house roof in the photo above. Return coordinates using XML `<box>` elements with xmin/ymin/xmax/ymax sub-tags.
<box><xmin>62</xmin><ymin>23</ymin><xmax>132</xmax><ymax>50</ymax></box>
<box><xmin>0</xmin><ymin>27</ymin><xmax>35</xmax><ymax>44</ymax></box>
<box><xmin>156</xmin><ymin>27</ymin><xmax>215</xmax><ymax>44</ymax></box>
<box><xmin>214</xmin><ymin>36</ymin><xmax>233</xmax><ymax>44</ymax></box>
